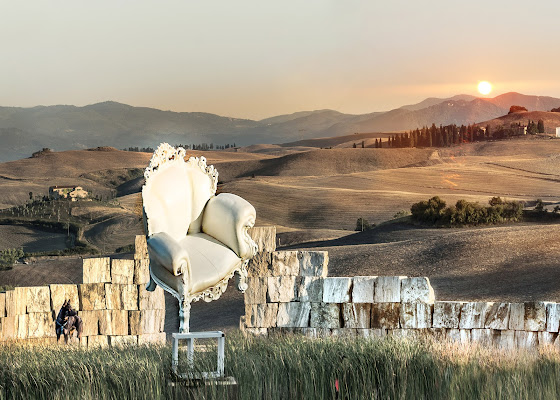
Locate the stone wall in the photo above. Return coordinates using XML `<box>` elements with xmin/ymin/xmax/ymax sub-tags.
<box><xmin>0</xmin><ymin>235</ymin><xmax>165</xmax><ymax>347</ymax></box>
<box><xmin>242</xmin><ymin>227</ymin><xmax>560</xmax><ymax>349</ymax></box>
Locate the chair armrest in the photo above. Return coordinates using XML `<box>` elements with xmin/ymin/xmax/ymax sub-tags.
<box><xmin>202</xmin><ymin>193</ymin><xmax>257</xmax><ymax>260</ymax></box>
<box><xmin>147</xmin><ymin>232</ymin><xmax>191</xmax><ymax>277</ymax></box>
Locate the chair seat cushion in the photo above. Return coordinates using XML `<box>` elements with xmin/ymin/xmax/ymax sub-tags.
<box><xmin>179</xmin><ymin>233</ymin><xmax>242</xmax><ymax>294</ymax></box>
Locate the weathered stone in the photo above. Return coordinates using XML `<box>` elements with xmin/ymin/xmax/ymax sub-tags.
<box><xmin>139</xmin><ymin>285</ymin><xmax>165</xmax><ymax>310</ymax></box>
<box><xmin>0</xmin><ymin>292</ymin><xmax>5</xmax><ymax>318</ymax></box>
<box><xmin>121</xmin><ymin>285</ymin><xmax>138</xmax><ymax>310</ymax></box>
<box><xmin>508</xmin><ymin>303</ymin><xmax>524</xmax><ymax>330</ymax></box>
<box><xmin>138</xmin><ymin>332</ymin><xmax>166</xmax><ymax>345</ymax></box>
<box><xmin>371</xmin><ymin>303</ymin><xmax>401</xmax><ymax>329</ymax></box>
<box><xmin>111</xmin><ymin>259</ymin><xmax>134</xmax><ymax>285</ymax></box>
<box><xmin>134</xmin><ymin>259</ymin><xmax>150</xmax><ymax>285</ymax></box>
<box><xmin>496</xmin><ymin>330</ymin><xmax>515</xmax><ymax>349</ymax></box>
<box><xmin>28</xmin><ymin>312</ymin><xmax>55</xmax><ymax>338</ymax></box>
<box><xmin>322</xmin><ymin>278</ymin><xmax>351</xmax><ymax>303</ymax></box>
<box><xmin>4</xmin><ymin>290</ymin><xmax>16</xmax><ymax>317</ymax></box>
<box><xmin>470</xmin><ymin>329</ymin><xmax>496</xmax><ymax>346</ymax></box>
<box><xmin>2</xmin><ymin>316</ymin><xmax>17</xmax><ymax>340</ymax></box>
<box><xmin>515</xmin><ymin>330</ymin><xmax>538</xmax><ymax>349</ymax></box>
<box><xmin>446</xmin><ymin>329</ymin><xmax>471</xmax><ymax>344</ymax></box>
<box><xmin>400</xmin><ymin>277</ymin><xmax>435</xmax><ymax>304</ymax></box>
<box><xmin>351</xmin><ymin>276</ymin><xmax>376</xmax><ymax>303</ymax></box>
<box><xmin>79</xmin><ymin>310</ymin><xmax>101</xmax><ymax>336</ymax></box>
<box><xmin>296</xmin><ymin>277</ymin><xmax>323</xmax><ymax>302</ymax></box>
<box><xmin>538</xmin><ymin>331</ymin><xmax>556</xmax><ymax>346</ymax></box>
<box><xmin>389</xmin><ymin>329</ymin><xmax>422</xmax><ymax>339</ymax></box>
<box><xmin>342</xmin><ymin>303</ymin><xmax>371</xmax><ymax>329</ymax></box>
<box><xmin>129</xmin><ymin>309</ymin><xmax>165</xmax><ymax>335</ymax></box>
<box><xmin>25</xmin><ymin>337</ymin><xmax>57</xmax><ymax>346</ymax></box>
<box><xmin>267</xmin><ymin>277</ymin><xmax>297</xmax><ymax>303</ymax></box>
<box><xmin>271</xmin><ymin>251</ymin><xmax>300</xmax><ymax>276</ymax></box>
<box><xmin>88</xmin><ymin>335</ymin><xmax>109</xmax><ymax>348</ymax></box>
<box><xmin>247</xmin><ymin>252</ymin><xmax>272</xmax><ymax>278</ymax></box>
<box><xmin>400</xmin><ymin>303</ymin><xmax>432</xmax><ymax>329</ymax></box>
<box><xmin>299</xmin><ymin>251</ymin><xmax>329</xmax><ymax>277</ymax></box>
<box><xmin>99</xmin><ymin>310</ymin><xmax>128</xmax><ymax>336</ymax></box>
<box><xmin>310</xmin><ymin>303</ymin><xmax>341</xmax><ymax>329</ymax></box>
<box><xmin>248</xmin><ymin>226</ymin><xmax>276</xmax><ymax>253</ymax></box>
<box><xmin>251</xmin><ymin>303</ymin><xmax>279</xmax><ymax>328</ymax></box>
<box><xmin>331</xmin><ymin>328</ymin><xmax>357</xmax><ymax>337</ymax></box>
<box><xmin>546</xmin><ymin>303</ymin><xmax>560</xmax><ymax>332</ymax></box>
<box><xmin>16</xmin><ymin>314</ymin><xmax>28</xmax><ymax>339</ymax></box>
<box><xmin>243</xmin><ymin>328</ymin><xmax>268</xmax><ymax>337</ymax></box>
<box><xmin>134</xmin><ymin>235</ymin><xmax>149</xmax><ymax>260</ymax></box>
<box><xmin>433</xmin><ymin>302</ymin><xmax>462</xmax><ymax>328</ymax></box>
<box><xmin>524</xmin><ymin>302</ymin><xmax>547</xmax><ymax>331</ymax></box>
<box><xmin>374</xmin><ymin>276</ymin><xmax>406</xmax><ymax>303</ymax></box>
<box><xmin>484</xmin><ymin>303</ymin><xmax>510</xmax><ymax>330</ymax></box>
<box><xmin>239</xmin><ymin>315</ymin><xmax>247</xmax><ymax>331</ymax></box>
<box><xmin>26</xmin><ymin>287</ymin><xmax>51</xmax><ymax>313</ymax></box>
<box><xmin>105</xmin><ymin>284</ymin><xmax>123</xmax><ymax>310</ymax></box>
<box><xmin>459</xmin><ymin>302</ymin><xmax>492</xmax><ymax>329</ymax></box>
<box><xmin>82</xmin><ymin>257</ymin><xmax>111</xmax><ymax>284</ymax></box>
<box><xmin>425</xmin><ymin>328</ymin><xmax>448</xmax><ymax>340</ymax></box>
<box><xmin>277</xmin><ymin>302</ymin><xmax>311</xmax><ymax>328</ymax></box>
<box><xmin>245</xmin><ymin>277</ymin><xmax>267</xmax><ymax>304</ymax></box>
<box><xmin>356</xmin><ymin>328</ymin><xmax>387</xmax><ymax>338</ymax></box>
<box><xmin>79</xmin><ymin>336</ymin><xmax>88</xmax><ymax>347</ymax></box>
<box><xmin>8</xmin><ymin>287</ymin><xmax>28</xmax><ymax>315</ymax></box>
<box><xmin>50</xmin><ymin>284</ymin><xmax>80</xmax><ymax>312</ymax></box>
<box><xmin>296</xmin><ymin>328</ymin><xmax>319</xmax><ymax>338</ymax></box>
<box><xmin>79</xmin><ymin>283</ymin><xmax>106</xmax><ymax>311</ymax></box>
<box><xmin>244</xmin><ymin>304</ymin><xmax>254</xmax><ymax>327</ymax></box>
<box><xmin>109</xmin><ymin>335</ymin><xmax>138</xmax><ymax>347</ymax></box>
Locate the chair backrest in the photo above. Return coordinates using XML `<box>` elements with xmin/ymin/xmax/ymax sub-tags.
<box><xmin>142</xmin><ymin>143</ymin><xmax>218</xmax><ymax>241</ymax></box>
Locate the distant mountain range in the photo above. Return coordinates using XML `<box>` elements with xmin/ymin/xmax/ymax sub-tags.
<box><xmin>1</xmin><ymin>92</ymin><xmax>559</xmax><ymax>162</ymax></box>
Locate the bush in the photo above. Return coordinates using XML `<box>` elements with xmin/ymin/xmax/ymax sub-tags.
<box><xmin>508</xmin><ymin>105</ymin><xmax>528</xmax><ymax>114</ymax></box>
<box><xmin>0</xmin><ymin>247</ymin><xmax>24</xmax><ymax>269</ymax></box>
<box><xmin>393</xmin><ymin>210</ymin><xmax>410</xmax><ymax>219</ymax></box>
<box><xmin>355</xmin><ymin>217</ymin><xmax>372</xmax><ymax>231</ymax></box>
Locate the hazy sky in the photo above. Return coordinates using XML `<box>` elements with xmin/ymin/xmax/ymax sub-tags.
<box><xmin>1</xmin><ymin>1</ymin><xmax>559</xmax><ymax>119</ymax></box>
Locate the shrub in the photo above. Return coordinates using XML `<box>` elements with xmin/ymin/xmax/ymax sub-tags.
<box><xmin>355</xmin><ymin>217</ymin><xmax>371</xmax><ymax>231</ymax></box>
<box><xmin>508</xmin><ymin>105</ymin><xmax>528</xmax><ymax>114</ymax></box>
<box><xmin>0</xmin><ymin>247</ymin><xmax>24</xmax><ymax>269</ymax></box>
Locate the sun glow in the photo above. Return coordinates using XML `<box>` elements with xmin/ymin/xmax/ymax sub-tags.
<box><xmin>478</xmin><ymin>81</ymin><xmax>492</xmax><ymax>95</ymax></box>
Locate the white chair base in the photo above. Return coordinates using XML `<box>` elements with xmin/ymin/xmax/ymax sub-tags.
<box><xmin>171</xmin><ymin>331</ymin><xmax>225</xmax><ymax>379</ymax></box>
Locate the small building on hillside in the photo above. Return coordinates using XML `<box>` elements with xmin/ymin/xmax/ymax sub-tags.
<box><xmin>49</xmin><ymin>185</ymin><xmax>88</xmax><ymax>201</ymax></box>
<box><xmin>556</xmin><ymin>127</ymin><xmax>560</xmax><ymax>138</ymax></box>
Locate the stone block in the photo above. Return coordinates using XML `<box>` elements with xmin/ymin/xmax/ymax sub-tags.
<box><xmin>508</xmin><ymin>303</ymin><xmax>524</xmax><ymax>330</ymax></box>
<box><xmin>100</xmin><ymin>310</ymin><xmax>128</xmax><ymax>336</ymax></box>
<box><xmin>8</xmin><ymin>287</ymin><xmax>28</xmax><ymax>315</ymax></box>
<box><xmin>79</xmin><ymin>310</ymin><xmax>101</xmax><ymax>336</ymax></box>
<box><xmin>247</xmin><ymin>252</ymin><xmax>272</xmax><ymax>278</ymax></box>
<box><xmin>277</xmin><ymin>302</ymin><xmax>311</xmax><ymax>328</ymax></box>
<box><xmin>515</xmin><ymin>330</ymin><xmax>538</xmax><ymax>349</ymax></box>
<box><xmin>400</xmin><ymin>303</ymin><xmax>432</xmax><ymax>329</ymax></box>
<box><xmin>79</xmin><ymin>283</ymin><xmax>106</xmax><ymax>311</ymax></box>
<box><xmin>109</xmin><ymin>335</ymin><xmax>138</xmax><ymax>347</ymax></box>
<box><xmin>83</xmin><ymin>257</ymin><xmax>111</xmax><ymax>284</ymax></box>
<box><xmin>139</xmin><ymin>285</ymin><xmax>165</xmax><ymax>310</ymax></box>
<box><xmin>134</xmin><ymin>259</ymin><xmax>150</xmax><ymax>285</ymax></box>
<box><xmin>400</xmin><ymin>277</ymin><xmax>435</xmax><ymax>304</ymax></box>
<box><xmin>50</xmin><ymin>284</ymin><xmax>80</xmax><ymax>312</ymax></box>
<box><xmin>371</xmin><ymin>303</ymin><xmax>401</xmax><ymax>329</ymax></box>
<box><xmin>248</xmin><ymin>226</ymin><xmax>276</xmax><ymax>253</ymax></box>
<box><xmin>470</xmin><ymin>329</ymin><xmax>496</xmax><ymax>346</ymax></box>
<box><xmin>342</xmin><ymin>303</ymin><xmax>371</xmax><ymax>329</ymax></box>
<box><xmin>374</xmin><ymin>276</ymin><xmax>406</xmax><ymax>303</ymax></box>
<box><xmin>389</xmin><ymin>329</ymin><xmax>422</xmax><ymax>339</ymax></box>
<box><xmin>352</xmin><ymin>276</ymin><xmax>376</xmax><ymax>303</ymax></box>
<box><xmin>4</xmin><ymin>290</ymin><xmax>16</xmax><ymax>317</ymax></box>
<box><xmin>459</xmin><ymin>302</ymin><xmax>492</xmax><ymax>329</ymax></box>
<box><xmin>245</xmin><ymin>277</ymin><xmax>267</xmax><ymax>304</ymax></box>
<box><xmin>121</xmin><ymin>285</ymin><xmax>139</xmax><ymax>310</ymax></box>
<box><xmin>244</xmin><ymin>304</ymin><xmax>254</xmax><ymax>328</ymax></box>
<box><xmin>267</xmin><ymin>277</ymin><xmax>297</xmax><ymax>303</ymax></box>
<box><xmin>26</xmin><ymin>287</ymin><xmax>51</xmax><ymax>313</ymax></box>
<box><xmin>271</xmin><ymin>251</ymin><xmax>300</xmax><ymax>276</ymax></box>
<box><xmin>28</xmin><ymin>312</ymin><xmax>55</xmax><ymax>338</ymax></box>
<box><xmin>295</xmin><ymin>328</ymin><xmax>319</xmax><ymax>338</ymax></box>
<box><xmin>538</xmin><ymin>331</ymin><xmax>556</xmax><ymax>346</ymax></box>
<box><xmin>524</xmin><ymin>302</ymin><xmax>547</xmax><ymax>331</ymax></box>
<box><xmin>546</xmin><ymin>303</ymin><xmax>560</xmax><ymax>332</ymax></box>
<box><xmin>88</xmin><ymin>335</ymin><xmax>109</xmax><ymax>348</ymax></box>
<box><xmin>496</xmin><ymin>330</ymin><xmax>515</xmax><ymax>349</ymax></box>
<box><xmin>484</xmin><ymin>303</ymin><xmax>510</xmax><ymax>330</ymax></box>
<box><xmin>79</xmin><ymin>336</ymin><xmax>88</xmax><ymax>347</ymax></box>
<box><xmin>299</xmin><ymin>251</ymin><xmax>329</xmax><ymax>277</ymax></box>
<box><xmin>296</xmin><ymin>277</ymin><xmax>323</xmax><ymax>302</ymax></box>
<box><xmin>331</xmin><ymin>328</ymin><xmax>357</xmax><ymax>338</ymax></box>
<box><xmin>129</xmin><ymin>309</ymin><xmax>165</xmax><ymax>335</ymax></box>
<box><xmin>446</xmin><ymin>329</ymin><xmax>471</xmax><ymax>344</ymax></box>
<box><xmin>310</xmin><ymin>303</ymin><xmax>341</xmax><ymax>329</ymax></box>
<box><xmin>243</xmin><ymin>328</ymin><xmax>268</xmax><ymax>337</ymax></box>
<box><xmin>2</xmin><ymin>316</ymin><xmax>17</xmax><ymax>340</ymax></box>
<box><xmin>16</xmin><ymin>314</ymin><xmax>28</xmax><ymax>339</ymax></box>
<box><xmin>138</xmin><ymin>332</ymin><xmax>166</xmax><ymax>345</ymax></box>
<box><xmin>239</xmin><ymin>315</ymin><xmax>247</xmax><ymax>331</ymax></box>
<box><xmin>250</xmin><ymin>303</ymin><xmax>279</xmax><ymax>328</ymax></box>
<box><xmin>111</xmin><ymin>259</ymin><xmax>134</xmax><ymax>285</ymax></box>
<box><xmin>105</xmin><ymin>284</ymin><xmax>123</xmax><ymax>310</ymax></box>
<box><xmin>322</xmin><ymin>278</ymin><xmax>351</xmax><ymax>303</ymax></box>
<box><xmin>134</xmin><ymin>235</ymin><xmax>149</xmax><ymax>260</ymax></box>
<box><xmin>0</xmin><ymin>292</ymin><xmax>5</xmax><ymax>317</ymax></box>
<box><xmin>356</xmin><ymin>328</ymin><xmax>387</xmax><ymax>338</ymax></box>
<box><xmin>433</xmin><ymin>302</ymin><xmax>462</xmax><ymax>328</ymax></box>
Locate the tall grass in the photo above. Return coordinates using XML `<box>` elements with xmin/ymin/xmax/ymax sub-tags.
<box><xmin>1</xmin><ymin>332</ymin><xmax>560</xmax><ymax>399</ymax></box>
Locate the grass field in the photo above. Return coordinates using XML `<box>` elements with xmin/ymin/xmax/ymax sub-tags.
<box><xmin>2</xmin><ymin>332</ymin><xmax>560</xmax><ymax>399</ymax></box>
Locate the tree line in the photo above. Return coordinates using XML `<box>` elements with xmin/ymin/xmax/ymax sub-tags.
<box><xmin>123</xmin><ymin>143</ymin><xmax>237</xmax><ymax>153</ymax></box>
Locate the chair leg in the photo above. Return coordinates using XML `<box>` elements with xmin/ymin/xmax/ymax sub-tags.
<box><xmin>179</xmin><ymin>299</ymin><xmax>191</xmax><ymax>333</ymax></box>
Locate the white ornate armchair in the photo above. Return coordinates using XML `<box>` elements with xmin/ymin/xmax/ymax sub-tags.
<box><xmin>142</xmin><ymin>143</ymin><xmax>258</xmax><ymax>332</ymax></box>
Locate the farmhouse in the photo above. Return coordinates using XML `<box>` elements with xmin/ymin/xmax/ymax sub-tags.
<box><xmin>556</xmin><ymin>127</ymin><xmax>560</xmax><ymax>138</ymax></box>
<box><xmin>48</xmin><ymin>185</ymin><xmax>88</xmax><ymax>200</ymax></box>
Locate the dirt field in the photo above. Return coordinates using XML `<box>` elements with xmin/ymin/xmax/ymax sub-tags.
<box><xmin>0</xmin><ymin>225</ymin><xmax>68</xmax><ymax>252</ymax></box>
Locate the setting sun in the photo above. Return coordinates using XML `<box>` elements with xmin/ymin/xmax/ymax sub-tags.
<box><xmin>478</xmin><ymin>81</ymin><xmax>492</xmax><ymax>95</ymax></box>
